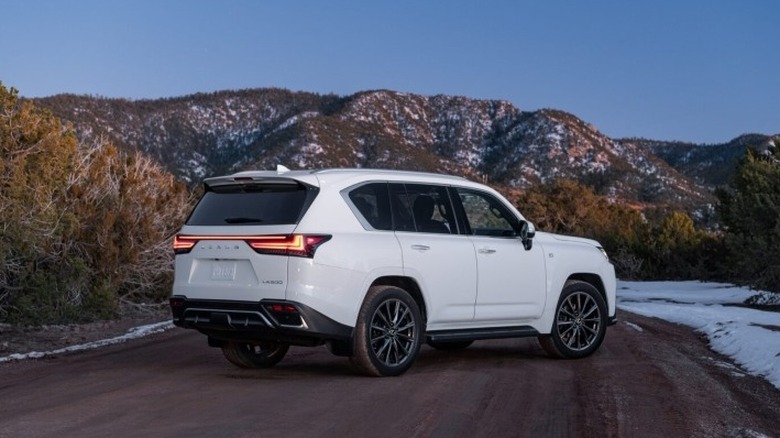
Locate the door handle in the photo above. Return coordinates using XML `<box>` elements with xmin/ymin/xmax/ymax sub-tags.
<box><xmin>411</xmin><ymin>244</ymin><xmax>430</xmax><ymax>251</ymax></box>
<box><xmin>478</xmin><ymin>248</ymin><xmax>496</xmax><ymax>254</ymax></box>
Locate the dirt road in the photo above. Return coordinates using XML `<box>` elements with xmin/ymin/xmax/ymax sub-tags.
<box><xmin>1</xmin><ymin>310</ymin><xmax>778</xmax><ymax>438</ymax></box>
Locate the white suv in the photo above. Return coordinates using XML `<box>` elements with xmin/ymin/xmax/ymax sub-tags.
<box><xmin>170</xmin><ymin>168</ymin><xmax>616</xmax><ymax>376</ymax></box>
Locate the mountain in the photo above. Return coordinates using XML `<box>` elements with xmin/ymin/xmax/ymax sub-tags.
<box><xmin>628</xmin><ymin>134</ymin><xmax>777</xmax><ymax>187</ymax></box>
<box><xmin>32</xmin><ymin>89</ymin><xmax>777</xmax><ymax>218</ymax></box>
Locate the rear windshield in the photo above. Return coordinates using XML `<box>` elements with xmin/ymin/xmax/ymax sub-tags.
<box><xmin>186</xmin><ymin>182</ymin><xmax>318</xmax><ymax>226</ymax></box>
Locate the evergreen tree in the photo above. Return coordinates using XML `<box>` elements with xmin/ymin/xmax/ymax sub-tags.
<box><xmin>647</xmin><ymin>211</ymin><xmax>713</xmax><ymax>280</ymax></box>
<box><xmin>1</xmin><ymin>83</ymin><xmax>81</xmax><ymax>322</ymax></box>
<box><xmin>716</xmin><ymin>143</ymin><xmax>780</xmax><ymax>292</ymax></box>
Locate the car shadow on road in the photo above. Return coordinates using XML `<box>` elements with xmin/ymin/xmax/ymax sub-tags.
<box><xmin>412</xmin><ymin>338</ymin><xmax>551</xmax><ymax>371</ymax></box>
<box><xmin>216</xmin><ymin>338</ymin><xmax>551</xmax><ymax>380</ymax></box>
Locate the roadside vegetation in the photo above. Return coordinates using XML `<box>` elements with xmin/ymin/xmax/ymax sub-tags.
<box><xmin>517</xmin><ymin>141</ymin><xmax>780</xmax><ymax>292</ymax></box>
<box><xmin>1</xmin><ymin>84</ymin><xmax>191</xmax><ymax>324</ymax></box>
<box><xmin>715</xmin><ymin>146</ymin><xmax>780</xmax><ymax>293</ymax></box>
<box><xmin>1</xmin><ymin>82</ymin><xmax>777</xmax><ymax>325</ymax></box>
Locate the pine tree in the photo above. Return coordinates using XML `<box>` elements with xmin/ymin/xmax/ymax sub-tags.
<box><xmin>716</xmin><ymin>142</ymin><xmax>780</xmax><ymax>292</ymax></box>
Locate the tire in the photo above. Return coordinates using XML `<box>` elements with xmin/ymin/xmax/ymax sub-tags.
<box><xmin>427</xmin><ymin>340</ymin><xmax>473</xmax><ymax>351</ymax></box>
<box><xmin>539</xmin><ymin>280</ymin><xmax>607</xmax><ymax>359</ymax></box>
<box><xmin>221</xmin><ymin>341</ymin><xmax>289</xmax><ymax>369</ymax></box>
<box><xmin>350</xmin><ymin>285</ymin><xmax>424</xmax><ymax>377</ymax></box>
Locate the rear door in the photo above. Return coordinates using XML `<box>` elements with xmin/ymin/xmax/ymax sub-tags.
<box><xmin>391</xmin><ymin>183</ymin><xmax>477</xmax><ymax>326</ymax></box>
<box><xmin>173</xmin><ymin>179</ymin><xmax>318</xmax><ymax>302</ymax></box>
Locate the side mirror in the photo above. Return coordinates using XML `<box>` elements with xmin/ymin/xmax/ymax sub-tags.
<box><xmin>519</xmin><ymin>220</ymin><xmax>535</xmax><ymax>251</ymax></box>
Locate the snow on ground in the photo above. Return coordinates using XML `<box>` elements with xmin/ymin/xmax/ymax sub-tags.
<box><xmin>0</xmin><ymin>321</ymin><xmax>174</xmax><ymax>363</ymax></box>
<box><xmin>618</xmin><ymin>281</ymin><xmax>780</xmax><ymax>390</ymax></box>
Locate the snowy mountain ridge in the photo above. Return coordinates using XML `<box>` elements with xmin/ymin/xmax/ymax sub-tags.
<box><xmin>34</xmin><ymin>88</ymin><xmax>777</xmax><ymax>216</ymax></box>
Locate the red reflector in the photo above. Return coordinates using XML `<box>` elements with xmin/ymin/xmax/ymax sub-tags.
<box><xmin>269</xmin><ymin>304</ymin><xmax>299</xmax><ymax>314</ymax></box>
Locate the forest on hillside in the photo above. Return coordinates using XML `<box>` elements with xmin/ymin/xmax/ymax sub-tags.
<box><xmin>1</xmin><ymin>82</ymin><xmax>778</xmax><ymax>325</ymax></box>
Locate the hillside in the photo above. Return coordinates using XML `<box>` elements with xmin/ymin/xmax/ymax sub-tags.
<box><xmin>33</xmin><ymin>89</ymin><xmax>777</xmax><ymax>217</ymax></box>
<box><xmin>629</xmin><ymin>134</ymin><xmax>777</xmax><ymax>186</ymax></box>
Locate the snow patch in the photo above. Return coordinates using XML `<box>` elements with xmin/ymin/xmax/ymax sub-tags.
<box><xmin>274</xmin><ymin>111</ymin><xmax>320</xmax><ymax>133</ymax></box>
<box><xmin>0</xmin><ymin>321</ymin><xmax>174</xmax><ymax>363</ymax></box>
<box><xmin>623</xmin><ymin>321</ymin><xmax>644</xmax><ymax>332</ymax></box>
<box><xmin>618</xmin><ymin>281</ymin><xmax>780</xmax><ymax>389</ymax></box>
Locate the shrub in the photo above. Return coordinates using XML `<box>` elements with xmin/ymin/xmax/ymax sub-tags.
<box><xmin>0</xmin><ymin>83</ymin><xmax>192</xmax><ymax>324</ymax></box>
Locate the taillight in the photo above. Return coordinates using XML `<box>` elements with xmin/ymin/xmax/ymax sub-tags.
<box><xmin>247</xmin><ymin>235</ymin><xmax>331</xmax><ymax>258</ymax></box>
<box><xmin>172</xmin><ymin>234</ymin><xmax>331</xmax><ymax>258</ymax></box>
<box><xmin>173</xmin><ymin>235</ymin><xmax>197</xmax><ymax>254</ymax></box>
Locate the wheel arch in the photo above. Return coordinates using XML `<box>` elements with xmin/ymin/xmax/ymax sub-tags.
<box><xmin>370</xmin><ymin>275</ymin><xmax>427</xmax><ymax>323</ymax></box>
<box><xmin>565</xmin><ymin>273</ymin><xmax>607</xmax><ymax>304</ymax></box>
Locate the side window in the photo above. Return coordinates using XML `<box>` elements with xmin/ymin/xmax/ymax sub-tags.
<box><xmin>389</xmin><ymin>183</ymin><xmax>415</xmax><ymax>232</ymax></box>
<box><xmin>403</xmin><ymin>184</ymin><xmax>457</xmax><ymax>234</ymax></box>
<box><xmin>456</xmin><ymin>189</ymin><xmax>519</xmax><ymax>237</ymax></box>
<box><xmin>347</xmin><ymin>183</ymin><xmax>392</xmax><ymax>231</ymax></box>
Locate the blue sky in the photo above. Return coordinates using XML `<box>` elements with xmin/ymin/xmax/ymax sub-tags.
<box><xmin>0</xmin><ymin>0</ymin><xmax>777</xmax><ymax>143</ymax></box>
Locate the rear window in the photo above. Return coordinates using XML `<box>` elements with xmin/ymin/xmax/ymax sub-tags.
<box><xmin>186</xmin><ymin>182</ymin><xmax>318</xmax><ymax>226</ymax></box>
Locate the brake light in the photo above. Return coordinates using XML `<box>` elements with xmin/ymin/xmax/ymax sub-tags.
<box><xmin>172</xmin><ymin>234</ymin><xmax>331</xmax><ymax>258</ymax></box>
<box><xmin>247</xmin><ymin>235</ymin><xmax>331</xmax><ymax>258</ymax></box>
<box><xmin>173</xmin><ymin>235</ymin><xmax>197</xmax><ymax>254</ymax></box>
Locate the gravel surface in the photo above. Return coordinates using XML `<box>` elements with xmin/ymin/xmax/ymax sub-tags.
<box><xmin>1</xmin><ymin>309</ymin><xmax>778</xmax><ymax>438</ymax></box>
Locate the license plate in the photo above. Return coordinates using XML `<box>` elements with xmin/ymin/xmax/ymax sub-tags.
<box><xmin>210</xmin><ymin>262</ymin><xmax>237</xmax><ymax>281</ymax></box>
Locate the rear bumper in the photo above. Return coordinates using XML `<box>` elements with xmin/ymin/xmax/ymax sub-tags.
<box><xmin>169</xmin><ymin>296</ymin><xmax>353</xmax><ymax>347</ymax></box>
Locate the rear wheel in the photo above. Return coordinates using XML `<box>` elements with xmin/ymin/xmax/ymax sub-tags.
<box><xmin>427</xmin><ymin>340</ymin><xmax>473</xmax><ymax>350</ymax></box>
<box><xmin>539</xmin><ymin>280</ymin><xmax>607</xmax><ymax>359</ymax></box>
<box><xmin>221</xmin><ymin>341</ymin><xmax>289</xmax><ymax>368</ymax></box>
<box><xmin>350</xmin><ymin>286</ymin><xmax>423</xmax><ymax>377</ymax></box>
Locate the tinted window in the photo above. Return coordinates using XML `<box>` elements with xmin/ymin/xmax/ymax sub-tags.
<box><xmin>389</xmin><ymin>183</ymin><xmax>415</xmax><ymax>232</ymax></box>
<box><xmin>348</xmin><ymin>183</ymin><xmax>392</xmax><ymax>231</ymax></box>
<box><xmin>391</xmin><ymin>183</ymin><xmax>456</xmax><ymax>234</ymax></box>
<box><xmin>187</xmin><ymin>183</ymin><xmax>316</xmax><ymax>226</ymax></box>
<box><xmin>456</xmin><ymin>189</ymin><xmax>519</xmax><ymax>236</ymax></box>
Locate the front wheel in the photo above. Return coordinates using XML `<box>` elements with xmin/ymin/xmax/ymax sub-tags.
<box><xmin>221</xmin><ymin>341</ymin><xmax>289</xmax><ymax>369</ymax></box>
<box><xmin>539</xmin><ymin>280</ymin><xmax>607</xmax><ymax>359</ymax></box>
<box><xmin>350</xmin><ymin>286</ymin><xmax>424</xmax><ymax>377</ymax></box>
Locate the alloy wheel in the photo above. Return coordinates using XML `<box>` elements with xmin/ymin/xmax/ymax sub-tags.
<box><xmin>369</xmin><ymin>298</ymin><xmax>417</xmax><ymax>367</ymax></box>
<box><xmin>555</xmin><ymin>291</ymin><xmax>603</xmax><ymax>352</ymax></box>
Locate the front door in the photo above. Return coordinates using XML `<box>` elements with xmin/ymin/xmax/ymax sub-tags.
<box><xmin>455</xmin><ymin>188</ymin><xmax>547</xmax><ymax>323</ymax></box>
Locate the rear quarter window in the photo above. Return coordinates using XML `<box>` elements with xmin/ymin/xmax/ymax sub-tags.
<box><xmin>186</xmin><ymin>182</ymin><xmax>318</xmax><ymax>226</ymax></box>
<box><xmin>346</xmin><ymin>183</ymin><xmax>393</xmax><ymax>231</ymax></box>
